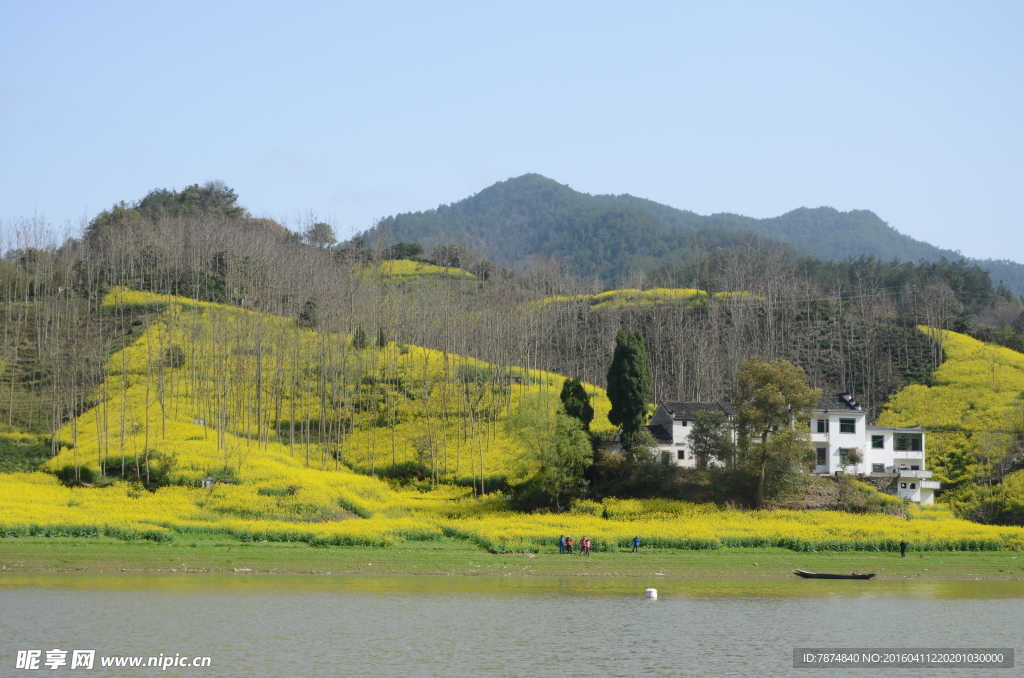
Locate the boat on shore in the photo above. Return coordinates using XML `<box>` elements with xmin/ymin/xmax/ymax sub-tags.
<box><xmin>795</xmin><ymin>569</ymin><xmax>876</xmax><ymax>580</ymax></box>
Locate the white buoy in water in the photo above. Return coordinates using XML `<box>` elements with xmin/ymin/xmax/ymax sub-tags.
<box><xmin>644</xmin><ymin>588</ymin><xmax>658</xmax><ymax>599</ymax></box>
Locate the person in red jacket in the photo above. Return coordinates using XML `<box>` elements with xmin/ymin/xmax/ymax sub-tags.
<box><xmin>565</xmin><ymin>535</ymin><xmax>573</xmax><ymax>554</ymax></box>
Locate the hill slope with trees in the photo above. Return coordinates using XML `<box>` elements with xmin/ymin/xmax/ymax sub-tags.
<box><xmin>4</xmin><ymin>181</ymin><xmax>1024</xmax><ymax>516</ymax></box>
<box><xmin>369</xmin><ymin>174</ymin><xmax>1024</xmax><ymax>295</ymax></box>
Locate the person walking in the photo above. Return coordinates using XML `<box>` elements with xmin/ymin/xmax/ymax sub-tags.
<box><xmin>583</xmin><ymin>537</ymin><xmax>591</xmax><ymax>556</ymax></box>
<box><xmin>899</xmin><ymin>540</ymin><xmax>907</xmax><ymax>558</ymax></box>
<box><xmin>558</xmin><ymin>535</ymin><xmax>566</xmax><ymax>555</ymax></box>
<box><xmin>632</xmin><ymin>535</ymin><xmax>640</xmax><ymax>553</ymax></box>
<box><xmin>566</xmin><ymin>535</ymin><xmax>574</xmax><ymax>554</ymax></box>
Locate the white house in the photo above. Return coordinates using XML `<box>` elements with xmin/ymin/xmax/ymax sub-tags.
<box><xmin>646</xmin><ymin>401</ymin><xmax>737</xmax><ymax>468</ymax></box>
<box><xmin>809</xmin><ymin>394</ymin><xmax>938</xmax><ymax>503</ymax></box>
<box><xmin>646</xmin><ymin>393</ymin><xmax>939</xmax><ymax>504</ymax></box>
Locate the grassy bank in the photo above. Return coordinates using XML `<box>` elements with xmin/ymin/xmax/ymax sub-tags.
<box><xmin>3</xmin><ymin>535</ymin><xmax>1023</xmax><ymax>579</ymax></box>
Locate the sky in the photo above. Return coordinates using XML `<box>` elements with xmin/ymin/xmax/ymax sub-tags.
<box><xmin>1</xmin><ymin>1</ymin><xmax>1022</xmax><ymax>261</ymax></box>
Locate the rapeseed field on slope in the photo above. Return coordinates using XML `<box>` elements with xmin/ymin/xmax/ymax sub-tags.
<box><xmin>2</xmin><ymin>293</ymin><xmax>1023</xmax><ymax>553</ymax></box>
<box><xmin>877</xmin><ymin>329</ymin><xmax>1024</xmax><ymax>487</ymax></box>
<box><xmin>375</xmin><ymin>260</ymin><xmax>474</xmax><ymax>279</ymax></box>
<box><xmin>0</xmin><ymin>287</ymin><xmax>600</xmax><ymax>546</ymax></box>
<box><xmin>539</xmin><ymin>288</ymin><xmax>754</xmax><ymax>310</ymax></box>
<box><xmin>0</xmin><ymin>471</ymin><xmax>440</xmax><ymax>546</ymax></box>
<box><xmin>83</xmin><ymin>288</ymin><xmax>614</xmax><ymax>484</ymax></box>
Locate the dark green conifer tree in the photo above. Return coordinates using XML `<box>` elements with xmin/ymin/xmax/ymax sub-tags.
<box><xmin>559</xmin><ymin>377</ymin><xmax>594</xmax><ymax>431</ymax></box>
<box><xmin>605</xmin><ymin>330</ymin><xmax>652</xmax><ymax>447</ymax></box>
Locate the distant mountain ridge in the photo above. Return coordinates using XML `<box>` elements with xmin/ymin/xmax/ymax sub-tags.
<box><xmin>369</xmin><ymin>174</ymin><xmax>1024</xmax><ymax>294</ymax></box>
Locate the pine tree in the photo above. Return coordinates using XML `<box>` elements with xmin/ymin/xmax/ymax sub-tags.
<box><xmin>606</xmin><ymin>330</ymin><xmax>652</xmax><ymax>447</ymax></box>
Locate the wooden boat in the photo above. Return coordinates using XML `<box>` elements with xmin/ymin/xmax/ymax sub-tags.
<box><xmin>795</xmin><ymin>569</ymin><xmax>875</xmax><ymax>580</ymax></box>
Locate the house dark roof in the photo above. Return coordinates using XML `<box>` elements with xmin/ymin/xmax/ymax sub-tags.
<box><xmin>866</xmin><ymin>425</ymin><xmax>925</xmax><ymax>432</ymax></box>
<box><xmin>662</xmin><ymin>394</ymin><xmax>865</xmax><ymax>418</ymax></box>
<box><xmin>660</xmin><ymin>401</ymin><xmax>737</xmax><ymax>420</ymax></box>
<box><xmin>816</xmin><ymin>393</ymin><xmax>863</xmax><ymax>412</ymax></box>
<box><xmin>646</xmin><ymin>423</ymin><xmax>673</xmax><ymax>444</ymax></box>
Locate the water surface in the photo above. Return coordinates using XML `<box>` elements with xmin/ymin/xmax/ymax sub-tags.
<box><xmin>2</xmin><ymin>574</ymin><xmax>1020</xmax><ymax>677</ymax></box>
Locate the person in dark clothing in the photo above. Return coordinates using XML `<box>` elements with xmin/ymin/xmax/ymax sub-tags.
<box><xmin>632</xmin><ymin>536</ymin><xmax>640</xmax><ymax>553</ymax></box>
<box><xmin>899</xmin><ymin>540</ymin><xmax>907</xmax><ymax>557</ymax></box>
<box><xmin>558</xmin><ymin>535</ymin><xmax>566</xmax><ymax>555</ymax></box>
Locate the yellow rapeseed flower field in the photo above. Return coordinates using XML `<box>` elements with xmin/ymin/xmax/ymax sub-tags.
<box><xmin>77</xmin><ymin>288</ymin><xmax>615</xmax><ymax>484</ymax></box>
<box><xmin>375</xmin><ymin>260</ymin><xmax>475</xmax><ymax>279</ymax></box>
<box><xmin>536</xmin><ymin>288</ymin><xmax>753</xmax><ymax>310</ymax></box>
<box><xmin>589</xmin><ymin>288</ymin><xmax>705</xmax><ymax>309</ymax></box>
<box><xmin>2</xmin><ymin>293</ymin><xmax>1023</xmax><ymax>553</ymax></box>
<box><xmin>877</xmin><ymin>328</ymin><xmax>1024</xmax><ymax>485</ymax></box>
<box><xmin>434</xmin><ymin>501</ymin><xmax>1023</xmax><ymax>553</ymax></box>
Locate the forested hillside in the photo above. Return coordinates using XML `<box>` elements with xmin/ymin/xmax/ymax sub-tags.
<box><xmin>3</xmin><ymin>288</ymin><xmax>1020</xmax><ymax>548</ymax></box>
<box><xmin>3</xmin><ymin>182</ymin><xmax>1024</xmax><ymax>516</ymax></box>
<box><xmin>47</xmin><ymin>288</ymin><xmax>614</xmax><ymax>489</ymax></box>
<box><xmin>4</xmin><ymin>181</ymin><xmax>1023</xmax><ymax>438</ymax></box>
<box><xmin>371</xmin><ymin>174</ymin><xmax>765</xmax><ymax>283</ymax></box>
<box><xmin>370</xmin><ymin>174</ymin><xmax>1024</xmax><ymax>295</ymax></box>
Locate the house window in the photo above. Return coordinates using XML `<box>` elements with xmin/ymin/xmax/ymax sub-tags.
<box><xmin>817</xmin><ymin>419</ymin><xmax>828</xmax><ymax>433</ymax></box>
<box><xmin>815</xmin><ymin>447</ymin><xmax>827</xmax><ymax>465</ymax></box>
<box><xmin>871</xmin><ymin>435</ymin><xmax>884</xmax><ymax>449</ymax></box>
<box><xmin>680</xmin><ymin>420</ymin><xmax>689</xmax><ymax>427</ymax></box>
<box><xmin>895</xmin><ymin>434</ymin><xmax>922</xmax><ymax>451</ymax></box>
<box><xmin>677</xmin><ymin>450</ymin><xmax>685</xmax><ymax>460</ymax></box>
<box><xmin>839</xmin><ymin>418</ymin><xmax>856</xmax><ymax>433</ymax></box>
<box><xmin>910</xmin><ymin>483</ymin><xmax>916</xmax><ymax>489</ymax></box>
<box><xmin>872</xmin><ymin>463</ymin><xmax>885</xmax><ymax>473</ymax></box>
<box><xmin>910</xmin><ymin>465</ymin><xmax>919</xmax><ymax>471</ymax></box>
<box><xmin>839</xmin><ymin>448</ymin><xmax>854</xmax><ymax>465</ymax></box>
<box><xmin>900</xmin><ymin>482</ymin><xmax>907</xmax><ymax>489</ymax></box>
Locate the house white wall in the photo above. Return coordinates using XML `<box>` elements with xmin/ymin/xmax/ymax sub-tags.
<box><xmin>648</xmin><ymin>405</ymin><xmax>734</xmax><ymax>469</ymax></box>
<box><xmin>647</xmin><ymin>396</ymin><xmax>937</xmax><ymax>503</ymax></box>
<box><xmin>810</xmin><ymin>411</ymin><xmax>868</xmax><ymax>475</ymax></box>
<box><xmin>895</xmin><ymin>476</ymin><xmax>938</xmax><ymax>504</ymax></box>
<box><xmin>674</xmin><ymin>419</ymin><xmax>702</xmax><ymax>468</ymax></box>
<box><xmin>663</xmin><ymin>417</ymin><xmax>698</xmax><ymax>468</ymax></box>
<box><xmin>809</xmin><ymin>414</ymin><xmax>935</xmax><ymax>503</ymax></box>
<box><xmin>810</xmin><ymin>419</ymin><xmax>926</xmax><ymax>475</ymax></box>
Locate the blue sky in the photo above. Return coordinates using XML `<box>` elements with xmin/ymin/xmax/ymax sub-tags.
<box><xmin>2</xmin><ymin>1</ymin><xmax>1021</xmax><ymax>261</ymax></box>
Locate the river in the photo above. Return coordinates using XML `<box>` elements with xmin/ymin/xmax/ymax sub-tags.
<box><xmin>2</xmin><ymin>574</ymin><xmax>1021</xmax><ymax>677</ymax></box>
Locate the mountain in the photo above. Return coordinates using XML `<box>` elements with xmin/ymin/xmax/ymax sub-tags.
<box><xmin>369</xmin><ymin>174</ymin><xmax>1024</xmax><ymax>294</ymax></box>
